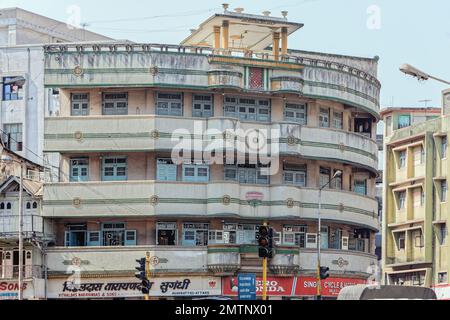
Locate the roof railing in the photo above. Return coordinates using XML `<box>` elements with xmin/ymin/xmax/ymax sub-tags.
<box><xmin>44</xmin><ymin>43</ymin><xmax>381</xmax><ymax>86</ymax></box>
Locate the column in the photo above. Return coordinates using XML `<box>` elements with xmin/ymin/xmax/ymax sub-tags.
<box><xmin>281</xmin><ymin>27</ymin><xmax>288</xmax><ymax>58</ymax></box>
<box><xmin>273</xmin><ymin>32</ymin><xmax>280</xmax><ymax>61</ymax></box>
<box><xmin>222</xmin><ymin>20</ymin><xmax>229</xmax><ymax>51</ymax></box>
<box><xmin>214</xmin><ymin>26</ymin><xmax>221</xmax><ymax>49</ymax></box>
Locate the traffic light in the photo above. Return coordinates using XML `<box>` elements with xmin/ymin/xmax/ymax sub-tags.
<box><xmin>320</xmin><ymin>266</ymin><xmax>330</xmax><ymax>280</ymax></box>
<box><xmin>135</xmin><ymin>258</ymin><xmax>146</xmax><ymax>280</ymax></box>
<box><xmin>257</xmin><ymin>226</ymin><xmax>274</xmax><ymax>258</ymax></box>
<box><xmin>135</xmin><ymin>258</ymin><xmax>151</xmax><ymax>294</ymax></box>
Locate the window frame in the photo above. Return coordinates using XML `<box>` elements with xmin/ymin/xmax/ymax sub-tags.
<box><xmin>102</xmin><ymin>92</ymin><xmax>128</xmax><ymax>115</ymax></box>
<box><xmin>192</xmin><ymin>94</ymin><xmax>213</xmax><ymax>118</ymax></box>
<box><xmin>156</xmin><ymin>92</ymin><xmax>183</xmax><ymax>116</ymax></box>
<box><xmin>284</xmin><ymin>102</ymin><xmax>307</xmax><ymax>125</ymax></box>
<box><xmin>102</xmin><ymin>156</ymin><xmax>128</xmax><ymax>181</ymax></box>
<box><xmin>71</xmin><ymin>93</ymin><xmax>90</xmax><ymax>116</ymax></box>
<box><xmin>3</xmin><ymin>123</ymin><xmax>23</xmax><ymax>152</ymax></box>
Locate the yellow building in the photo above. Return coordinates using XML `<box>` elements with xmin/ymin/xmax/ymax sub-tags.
<box><xmin>382</xmin><ymin>104</ymin><xmax>450</xmax><ymax>297</ymax></box>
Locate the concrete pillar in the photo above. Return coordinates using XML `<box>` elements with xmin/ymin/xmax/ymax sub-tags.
<box><xmin>273</xmin><ymin>32</ymin><xmax>280</xmax><ymax>61</ymax></box>
<box><xmin>214</xmin><ymin>26</ymin><xmax>221</xmax><ymax>49</ymax></box>
<box><xmin>281</xmin><ymin>27</ymin><xmax>288</xmax><ymax>58</ymax></box>
<box><xmin>222</xmin><ymin>20</ymin><xmax>229</xmax><ymax>50</ymax></box>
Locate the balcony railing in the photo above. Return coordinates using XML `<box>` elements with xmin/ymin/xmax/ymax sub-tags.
<box><xmin>44</xmin><ymin>43</ymin><xmax>380</xmax><ymax>86</ymax></box>
<box><xmin>42</xmin><ymin>181</ymin><xmax>379</xmax><ymax>230</ymax></box>
<box><xmin>0</xmin><ymin>265</ymin><xmax>42</xmax><ymax>279</ymax></box>
<box><xmin>0</xmin><ymin>215</ymin><xmax>44</xmax><ymax>236</ymax></box>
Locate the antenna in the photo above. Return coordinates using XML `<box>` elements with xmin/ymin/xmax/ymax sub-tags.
<box><xmin>418</xmin><ymin>99</ymin><xmax>432</xmax><ymax>108</ymax></box>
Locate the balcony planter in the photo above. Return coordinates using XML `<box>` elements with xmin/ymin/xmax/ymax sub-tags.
<box><xmin>269</xmin><ymin>246</ymin><xmax>300</xmax><ymax>275</ymax></box>
<box><xmin>207</xmin><ymin>245</ymin><xmax>241</xmax><ymax>275</ymax></box>
<box><xmin>207</xmin><ymin>70</ymin><xmax>243</xmax><ymax>90</ymax></box>
<box><xmin>270</xmin><ymin>76</ymin><xmax>304</xmax><ymax>94</ymax></box>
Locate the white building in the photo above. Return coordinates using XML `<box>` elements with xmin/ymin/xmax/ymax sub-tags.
<box><xmin>0</xmin><ymin>7</ymin><xmax>112</xmax><ymax>165</ymax></box>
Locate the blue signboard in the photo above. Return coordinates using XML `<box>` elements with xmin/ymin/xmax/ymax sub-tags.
<box><xmin>238</xmin><ymin>274</ymin><xmax>256</xmax><ymax>300</ymax></box>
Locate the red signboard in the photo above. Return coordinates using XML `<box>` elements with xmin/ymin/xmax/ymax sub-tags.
<box><xmin>222</xmin><ymin>277</ymin><xmax>294</xmax><ymax>296</ymax></box>
<box><xmin>295</xmin><ymin>277</ymin><xmax>367</xmax><ymax>297</ymax></box>
<box><xmin>222</xmin><ymin>276</ymin><xmax>367</xmax><ymax>297</ymax></box>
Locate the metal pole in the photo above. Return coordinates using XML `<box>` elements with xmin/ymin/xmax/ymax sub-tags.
<box><xmin>316</xmin><ymin>188</ymin><xmax>322</xmax><ymax>300</ymax></box>
<box><xmin>145</xmin><ymin>251</ymin><xmax>150</xmax><ymax>301</ymax></box>
<box><xmin>18</xmin><ymin>161</ymin><xmax>24</xmax><ymax>300</ymax></box>
<box><xmin>262</xmin><ymin>221</ymin><xmax>268</xmax><ymax>301</ymax></box>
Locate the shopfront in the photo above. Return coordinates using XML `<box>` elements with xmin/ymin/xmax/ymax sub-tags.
<box><xmin>46</xmin><ymin>276</ymin><xmax>222</xmax><ymax>300</ymax></box>
<box><xmin>222</xmin><ymin>276</ymin><xmax>367</xmax><ymax>299</ymax></box>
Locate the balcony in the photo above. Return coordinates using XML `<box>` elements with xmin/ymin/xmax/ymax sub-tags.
<box><xmin>44</xmin><ymin>43</ymin><xmax>380</xmax><ymax>119</ymax></box>
<box><xmin>44</xmin><ymin>116</ymin><xmax>378</xmax><ymax>172</ymax></box>
<box><xmin>0</xmin><ymin>215</ymin><xmax>46</xmax><ymax>239</ymax></box>
<box><xmin>42</xmin><ymin>181</ymin><xmax>379</xmax><ymax>230</ymax></box>
<box><xmin>299</xmin><ymin>248</ymin><xmax>377</xmax><ymax>275</ymax></box>
<box><xmin>42</xmin><ymin>245</ymin><xmax>375</xmax><ymax>278</ymax></box>
<box><xmin>45</xmin><ymin>246</ymin><xmax>208</xmax><ymax>276</ymax></box>
<box><xmin>0</xmin><ymin>265</ymin><xmax>42</xmax><ymax>280</ymax></box>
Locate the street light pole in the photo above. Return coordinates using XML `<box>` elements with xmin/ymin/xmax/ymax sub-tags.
<box><xmin>316</xmin><ymin>170</ymin><xmax>342</xmax><ymax>300</ymax></box>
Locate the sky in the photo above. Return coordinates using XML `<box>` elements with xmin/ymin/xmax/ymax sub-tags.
<box><xmin>3</xmin><ymin>0</ymin><xmax>450</xmax><ymax>110</ymax></box>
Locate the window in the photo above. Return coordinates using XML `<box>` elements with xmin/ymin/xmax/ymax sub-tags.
<box><xmin>157</xmin><ymin>222</ymin><xmax>177</xmax><ymax>246</ymax></box>
<box><xmin>182</xmin><ymin>163</ymin><xmax>209</xmax><ymax>182</ymax></box>
<box><xmin>102</xmin><ymin>93</ymin><xmax>128</xmax><ymax>115</ymax></box>
<box><xmin>102</xmin><ymin>223</ymin><xmax>126</xmax><ymax>246</ymax></box>
<box><xmin>3</xmin><ymin>124</ymin><xmax>23</xmax><ymax>152</ymax></box>
<box><xmin>223</xmin><ymin>97</ymin><xmax>270</xmax><ymax>122</ymax></box>
<box><xmin>284</xmin><ymin>103</ymin><xmax>307</xmax><ymax>125</ymax></box>
<box><xmin>333</xmin><ymin>111</ymin><xmax>343</xmax><ymax>130</ymax></box>
<box><xmin>319</xmin><ymin>108</ymin><xmax>330</xmax><ymax>128</ymax></box>
<box><xmin>2</xmin><ymin>77</ymin><xmax>24</xmax><ymax>100</ymax></box>
<box><xmin>331</xmin><ymin>169</ymin><xmax>342</xmax><ymax>190</ymax></box>
<box><xmin>156</xmin><ymin>158</ymin><xmax>177</xmax><ymax>181</ymax></box>
<box><xmin>399</xmin><ymin>150</ymin><xmax>406</xmax><ymax>168</ymax></box>
<box><xmin>438</xmin><ymin>272</ymin><xmax>448</xmax><ymax>284</ymax></box>
<box><xmin>102</xmin><ymin>157</ymin><xmax>127</xmax><ymax>181</ymax></box>
<box><xmin>225</xmin><ymin>164</ymin><xmax>269</xmax><ymax>185</ymax></box>
<box><xmin>182</xmin><ymin>223</ymin><xmax>209</xmax><ymax>246</ymax></box>
<box><xmin>398</xmin><ymin>191</ymin><xmax>406</xmax><ymax>210</ymax></box>
<box><xmin>413</xmin><ymin>188</ymin><xmax>423</xmax><ymax>207</ymax></box>
<box><xmin>354</xmin><ymin>179</ymin><xmax>367</xmax><ymax>196</ymax></box>
<box><xmin>223</xmin><ymin>224</ymin><xmax>259</xmax><ymax>245</ymax></box>
<box><xmin>319</xmin><ymin>167</ymin><xmax>331</xmax><ymax>188</ymax></box>
<box><xmin>414</xmin><ymin>147</ymin><xmax>424</xmax><ymax>166</ymax></box>
<box><xmin>71</xmin><ymin>93</ymin><xmax>89</xmax><ymax>116</ymax></box>
<box><xmin>157</xmin><ymin>92</ymin><xmax>183</xmax><ymax>116</ymax></box>
<box><xmin>440</xmin><ymin>224</ymin><xmax>447</xmax><ymax>246</ymax></box>
<box><xmin>398</xmin><ymin>233</ymin><xmax>406</xmax><ymax>250</ymax></box>
<box><xmin>283</xmin><ymin>225</ymin><xmax>307</xmax><ymax>248</ymax></box>
<box><xmin>414</xmin><ymin>230</ymin><xmax>424</xmax><ymax>248</ymax></box>
<box><xmin>442</xmin><ymin>180</ymin><xmax>448</xmax><ymax>203</ymax></box>
<box><xmin>398</xmin><ymin>115</ymin><xmax>411</xmax><ymax>129</ymax></box>
<box><xmin>70</xmin><ymin>158</ymin><xmax>89</xmax><ymax>182</ymax></box>
<box><xmin>248</xmin><ymin>67</ymin><xmax>264</xmax><ymax>90</ymax></box>
<box><xmin>442</xmin><ymin>136</ymin><xmax>448</xmax><ymax>159</ymax></box>
<box><xmin>283</xmin><ymin>163</ymin><xmax>307</xmax><ymax>187</ymax></box>
<box><xmin>65</xmin><ymin>224</ymin><xmax>87</xmax><ymax>247</ymax></box>
<box><xmin>192</xmin><ymin>95</ymin><xmax>213</xmax><ymax>118</ymax></box>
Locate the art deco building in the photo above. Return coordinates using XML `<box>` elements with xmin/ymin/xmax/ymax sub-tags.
<box><xmin>36</xmin><ymin>7</ymin><xmax>381</xmax><ymax>300</ymax></box>
<box><xmin>382</xmin><ymin>100</ymin><xmax>450</xmax><ymax>299</ymax></box>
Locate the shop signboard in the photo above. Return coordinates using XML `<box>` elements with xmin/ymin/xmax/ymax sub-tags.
<box><xmin>47</xmin><ymin>276</ymin><xmax>221</xmax><ymax>299</ymax></box>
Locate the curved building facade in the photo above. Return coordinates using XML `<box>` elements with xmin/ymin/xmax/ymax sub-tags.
<box><xmin>39</xmin><ymin>9</ymin><xmax>381</xmax><ymax>300</ymax></box>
